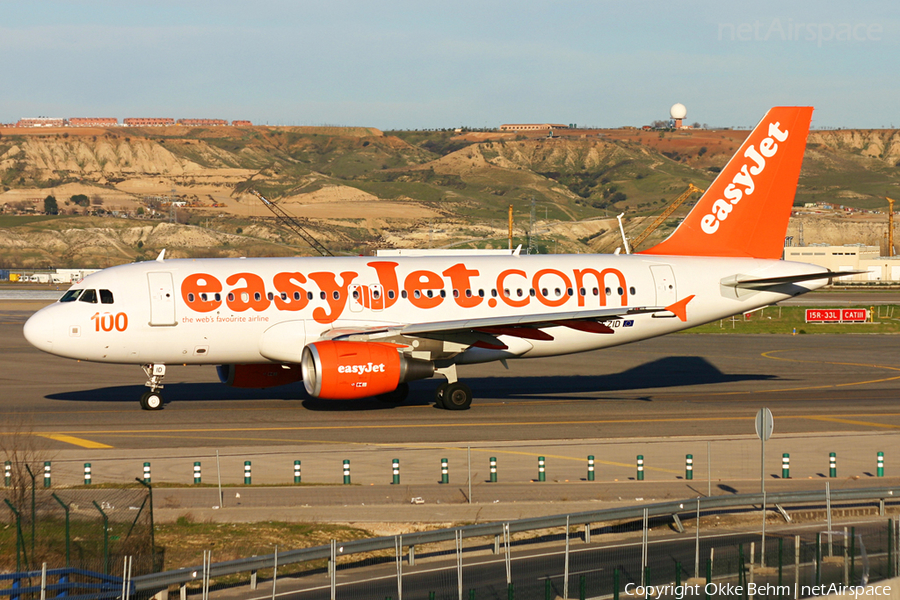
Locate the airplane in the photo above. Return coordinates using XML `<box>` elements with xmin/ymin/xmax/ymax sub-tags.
<box><xmin>24</xmin><ymin>106</ymin><xmax>839</xmax><ymax>411</ymax></box>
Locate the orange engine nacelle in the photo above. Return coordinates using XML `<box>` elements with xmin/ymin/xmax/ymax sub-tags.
<box><xmin>217</xmin><ymin>363</ymin><xmax>303</xmax><ymax>389</ymax></box>
<box><xmin>300</xmin><ymin>341</ymin><xmax>433</xmax><ymax>399</ymax></box>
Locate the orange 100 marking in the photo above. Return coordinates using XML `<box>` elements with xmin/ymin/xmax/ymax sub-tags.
<box><xmin>91</xmin><ymin>312</ymin><xmax>128</xmax><ymax>332</ymax></box>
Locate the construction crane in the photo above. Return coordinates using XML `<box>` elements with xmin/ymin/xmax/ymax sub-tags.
<box><xmin>888</xmin><ymin>197</ymin><xmax>895</xmax><ymax>257</ymax></box>
<box><xmin>250</xmin><ymin>189</ymin><xmax>334</xmax><ymax>257</ymax></box>
<box><xmin>629</xmin><ymin>183</ymin><xmax>704</xmax><ymax>250</ymax></box>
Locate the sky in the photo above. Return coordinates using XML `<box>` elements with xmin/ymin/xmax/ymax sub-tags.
<box><xmin>0</xmin><ymin>1</ymin><xmax>897</xmax><ymax>130</ymax></box>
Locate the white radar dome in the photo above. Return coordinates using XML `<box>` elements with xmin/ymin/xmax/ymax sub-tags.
<box><xmin>670</xmin><ymin>103</ymin><xmax>687</xmax><ymax>119</ymax></box>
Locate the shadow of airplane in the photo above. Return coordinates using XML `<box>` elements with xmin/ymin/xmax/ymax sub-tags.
<box><xmin>46</xmin><ymin>356</ymin><xmax>779</xmax><ymax>411</ymax></box>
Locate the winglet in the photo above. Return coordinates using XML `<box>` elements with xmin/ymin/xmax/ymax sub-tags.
<box><xmin>641</xmin><ymin>107</ymin><xmax>813</xmax><ymax>259</ymax></box>
<box><xmin>666</xmin><ymin>294</ymin><xmax>695</xmax><ymax>322</ymax></box>
<box><xmin>156</xmin><ymin>249</ymin><xmax>166</xmax><ymax>262</ymax></box>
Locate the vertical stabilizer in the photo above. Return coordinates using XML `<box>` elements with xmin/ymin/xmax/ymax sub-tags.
<box><xmin>641</xmin><ymin>106</ymin><xmax>813</xmax><ymax>259</ymax></box>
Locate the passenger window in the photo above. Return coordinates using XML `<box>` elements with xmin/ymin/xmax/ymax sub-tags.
<box><xmin>617</xmin><ymin>287</ymin><xmax>624</xmax><ymax>296</ymax></box>
<box><xmin>292</xmin><ymin>292</ymin><xmax>300</xmax><ymax>301</ymax></box>
<box><xmin>187</xmin><ymin>293</ymin><xmax>196</xmax><ymax>303</ymax></box>
<box><xmin>79</xmin><ymin>289</ymin><xmax>98</xmax><ymax>304</ymax></box>
<box><xmin>214</xmin><ymin>293</ymin><xmax>221</xmax><ymax>302</ymax></box>
<box><xmin>60</xmin><ymin>289</ymin><xmax>83</xmax><ymax>302</ymax></box>
<box><xmin>388</xmin><ymin>290</ymin><xmax>396</xmax><ymax>300</ymax></box>
<box><xmin>200</xmin><ymin>293</ymin><xmax>208</xmax><ymax>302</ymax></box>
<box><xmin>629</xmin><ymin>286</ymin><xmax>636</xmax><ymax>295</ymax></box>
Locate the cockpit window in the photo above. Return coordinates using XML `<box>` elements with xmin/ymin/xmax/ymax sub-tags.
<box><xmin>60</xmin><ymin>289</ymin><xmax>83</xmax><ymax>303</ymax></box>
<box><xmin>79</xmin><ymin>289</ymin><xmax>98</xmax><ymax>304</ymax></box>
<box><xmin>99</xmin><ymin>289</ymin><xmax>114</xmax><ymax>304</ymax></box>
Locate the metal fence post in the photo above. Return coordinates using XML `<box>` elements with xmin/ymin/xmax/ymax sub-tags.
<box><xmin>294</xmin><ymin>460</ymin><xmax>301</xmax><ymax>484</ymax></box>
<box><xmin>782</xmin><ymin>453</ymin><xmax>790</xmax><ymax>479</ymax></box>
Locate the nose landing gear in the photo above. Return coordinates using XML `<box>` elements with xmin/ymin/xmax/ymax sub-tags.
<box><xmin>140</xmin><ymin>364</ymin><xmax>166</xmax><ymax>411</ymax></box>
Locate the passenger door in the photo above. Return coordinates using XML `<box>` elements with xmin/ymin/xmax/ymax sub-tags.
<box><xmin>147</xmin><ymin>272</ymin><xmax>177</xmax><ymax>326</ymax></box>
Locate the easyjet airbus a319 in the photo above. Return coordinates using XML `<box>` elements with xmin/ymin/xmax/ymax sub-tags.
<box><xmin>25</xmin><ymin>107</ymin><xmax>839</xmax><ymax>411</ymax></box>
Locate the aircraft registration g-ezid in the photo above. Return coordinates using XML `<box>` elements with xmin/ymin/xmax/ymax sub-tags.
<box><xmin>25</xmin><ymin>107</ymin><xmax>839</xmax><ymax>411</ymax></box>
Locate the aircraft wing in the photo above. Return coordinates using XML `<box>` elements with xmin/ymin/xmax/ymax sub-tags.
<box><xmin>324</xmin><ymin>304</ymin><xmax>667</xmax><ymax>343</ymax></box>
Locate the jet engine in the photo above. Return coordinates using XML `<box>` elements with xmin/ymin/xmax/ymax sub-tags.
<box><xmin>217</xmin><ymin>363</ymin><xmax>303</xmax><ymax>389</ymax></box>
<box><xmin>300</xmin><ymin>341</ymin><xmax>434</xmax><ymax>399</ymax></box>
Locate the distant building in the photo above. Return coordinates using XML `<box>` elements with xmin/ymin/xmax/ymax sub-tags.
<box><xmin>177</xmin><ymin>118</ymin><xmax>228</xmax><ymax>127</ymax></box>
<box><xmin>784</xmin><ymin>244</ymin><xmax>900</xmax><ymax>281</ymax></box>
<box><xmin>68</xmin><ymin>117</ymin><xmax>118</xmax><ymax>127</ymax></box>
<box><xmin>16</xmin><ymin>117</ymin><xmax>65</xmax><ymax>128</ymax></box>
<box><xmin>124</xmin><ymin>118</ymin><xmax>175</xmax><ymax>127</ymax></box>
<box><xmin>499</xmin><ymin>123</ymin><xmax>569</xmax><ymax>133</ymax></box>
<box><xmin>231</xmin><ymin>120</ymin><xmax>252</xmax><ymax>126</ymax></box>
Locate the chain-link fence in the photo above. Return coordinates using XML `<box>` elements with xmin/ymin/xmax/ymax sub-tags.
<box><xmin>0</xmin><ymin>486</ymin><xmax>158</xmax><ymax>578</ymax></box>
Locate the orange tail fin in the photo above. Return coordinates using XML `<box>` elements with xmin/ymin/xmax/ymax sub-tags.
<box><xmin>641</xmin><ymin>106</ymin><xmax>813</xmax><ymax>259</ymax></box>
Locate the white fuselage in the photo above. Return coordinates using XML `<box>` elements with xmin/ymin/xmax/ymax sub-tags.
<box><xmin>24</xmin><ymin>253</ymin><xmax>827</xmax><ymax>366</ymax></box>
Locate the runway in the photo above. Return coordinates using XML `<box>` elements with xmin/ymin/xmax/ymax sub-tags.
<box><xmin>3</xmin><ymin>304</ymin><xmax>900</xmax><ymax>451</ymax></box>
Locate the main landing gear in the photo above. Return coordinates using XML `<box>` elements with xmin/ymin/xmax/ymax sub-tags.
<box><xmin>433</xmin><ymin>364</ymin><xmax>472</xmax><ymax>410</ymax></box>
<box><xmin>140</xmin><ymin>364</ymin><xmax>166</xmax><ymax>411</ymax></box>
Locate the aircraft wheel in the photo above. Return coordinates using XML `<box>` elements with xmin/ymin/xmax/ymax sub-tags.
<box><xmin>442</xmin><ymin>382</ymin><xmax>472</xmax><ymax>410</ymax></box>
<box><xmin>378</xmin><ymin>382</ymin><xmax>410</xmax><ymax>403</ymax></box>
<box><xmin>434</xmin><ymin>382</ymin><xmax>449</xmax><ymax>408</ymax></box>
<box><xmin>140</xmin><ymin>391</ymin><xmax>164</xmax><ymax>411</ymax></box>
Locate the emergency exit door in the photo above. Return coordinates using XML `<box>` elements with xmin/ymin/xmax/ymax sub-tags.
<box><xmin>650</xmin><ymin>265</ymin><xmax>677</xmax><ymax>306</ymax></box>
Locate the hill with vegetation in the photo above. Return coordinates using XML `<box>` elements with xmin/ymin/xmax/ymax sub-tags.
<box><xmin>0</xmin><ymin>124</ymin><xmax>897</xmax><ymax>268</ymax></box>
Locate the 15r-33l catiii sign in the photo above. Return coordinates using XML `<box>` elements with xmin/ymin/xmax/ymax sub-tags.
<box><xmin>806</xmin><ymin>308</ymin><xmax>868</xmax><ymax>323</ymax></box>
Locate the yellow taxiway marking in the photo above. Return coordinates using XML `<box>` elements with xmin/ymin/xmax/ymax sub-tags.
<box><xmin>36</xmin><ymin>433</ymin><xmax>113</xmax><ymax>449</ymax></box>
<box><xmin>803</xmin><ymin>416</ymin><xmax>900</xmax><ymax>430</ymax></box>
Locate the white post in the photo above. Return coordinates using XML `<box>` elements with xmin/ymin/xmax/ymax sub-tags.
<box><xmin>330</xmin><ymin>539</ymin><xmax>337</xmax><ymax>600</ymax></box>
<box><xmin>794</xmin><ymin>535</ymin><xmax>800</xmax><ymax>600</ymax></box>
<box><xmin>564</xmin><ymin>516</ymin><xmax>571</xmax><ymax>600</ymax></box>
<box><xmin>456</xmin><ymin>530</ymin><xmax>464</xmax><ymax>600</ymax></box>
<box><xmin>271</xmin><ymin>545</ymin><xmax>278</xmax><ymax>600</ymax></box>
<box><xmin>467</xmin><ymin>447</ymin><xmax>472</xmax><ymax>504</ymax></box>
<box><xmin>695</xmin><ymin>498</ymin><xmax>701</xmax><ymax>578</ymax></box>
<box><xmin>41</xmin><ymin>562</ymin><xmax>47</xmax><ymax>600</ymax></box>
<box><xmin>504</xmin><ymin>523</ymin><xmax>511</xmax><ymax>586</ymax></box>
<box><xmin>395</xmin><ymin>535</ymin><xmax>403</xmax><ymax>600</ymax></box>
<box><xmin>641</xmin><ymin>508</ymin><xmax>649</xmax><ymax>586</ymax></box>
<box><xmin>216</xmin><ymin>450</ymin><xmax>223</xmax><ymax>508</ymax></box>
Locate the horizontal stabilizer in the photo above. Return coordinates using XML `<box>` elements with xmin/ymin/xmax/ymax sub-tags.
<box><xmin>721</xmin><ymin>271</ymin><xmax>866</xmax><ymax>291</ymax></box>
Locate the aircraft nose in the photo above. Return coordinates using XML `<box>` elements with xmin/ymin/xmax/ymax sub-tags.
<box><xmin>23</xmin><ymin>309</ymin><xmax>54</xmax><ymax>353</ymax></box>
